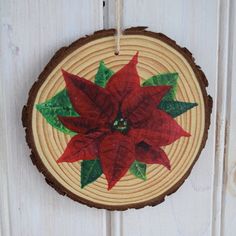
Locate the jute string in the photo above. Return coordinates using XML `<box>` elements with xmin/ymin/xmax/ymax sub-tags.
<box><xmin>115</xmin><ymin>0</ymin><xmax>122</xmax><ymax>55</ymax></box>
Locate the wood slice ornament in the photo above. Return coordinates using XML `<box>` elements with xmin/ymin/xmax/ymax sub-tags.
<box><xmin>22</xmin><ymin>27</ymin><xmax>212</xmax><ymax>210</ymax></box>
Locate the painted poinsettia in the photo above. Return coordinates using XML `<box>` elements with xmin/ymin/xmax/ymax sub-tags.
<box><xmin>53</xmin><ymin>52</ymin><xmax>190</xmax><ymax>190</ymax></box>
<box><xmin>37</xmin><ymin>52</ymin><xmax>197</xmax><ymax>189</ymax></box>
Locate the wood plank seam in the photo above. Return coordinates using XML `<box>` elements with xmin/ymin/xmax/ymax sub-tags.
<box><xmin>211</xmin><ymin>0</ymin><xmax>231</xmax><ymax>235</ymax></box>
<box><xmin>102</xmin><ymin>1</ymin><xmax>113</xmax><ymax>235</ymax></box>
<box><xmin>103</xmin><ymin>0</ymin><xmax>111</xmax><ymax>29</ymax></box>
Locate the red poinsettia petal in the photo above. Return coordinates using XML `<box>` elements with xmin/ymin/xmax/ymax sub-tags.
<box><xmin>129</xmin><ymin>109</ymin><xmax>190</xmax><ymax>147</ymax></box>
<box><xmin>99</xmin><ymin>132</ymin><xmax>135</xmax><ymax>190</ymax></box>
<box><xmin>141</xmin><ymin>85</ymin><xmax>171</xmax><ymax>104</ymax></box>
<box><xmin>136</xmin><ymin>143</ymin><xmax>170</xmax><ymax>170</ymax></box>
<box><xmin>57</xmin><ymin>132</ymin><xmax>104</xmax><ymax>163</ymax></box>
<box><xmin>121</xmin><ymin>85</ymin><xmax>171</xmax><ymax>124</ymax></box>
<box><xmin>62</xmin><ymin>69</ymin><xmax>118</xmax><ymax>122</ymax></box>
<box><xmin>58</xmin><ymin>116</ymin><xmax>109</xmax><ymax>134</ymax></box>
<box><xmin>106</xmin><ymin>52</ymin><xmax>140</xmax><ymax>104</ymax></box>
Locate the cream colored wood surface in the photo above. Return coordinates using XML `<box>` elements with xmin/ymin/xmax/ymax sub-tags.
<box><xmin>0</xmin><ymin>0</ymin><xmax>235</xmax><ymax>235</ymax></box>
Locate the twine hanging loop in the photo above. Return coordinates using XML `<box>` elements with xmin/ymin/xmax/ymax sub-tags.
<box><xmin>115</xmin><ymin>0</ymin><xmax>122</xmax><ymax>55</ymax></box>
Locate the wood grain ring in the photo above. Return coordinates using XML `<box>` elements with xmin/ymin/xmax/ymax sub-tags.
<box><xmin>22</xmin><ymin>27</ymin><xmax>212</xmax><ymax>210</ymax></box>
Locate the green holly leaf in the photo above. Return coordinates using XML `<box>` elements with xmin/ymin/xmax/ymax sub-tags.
<box><xmin>81</xmin><ymin>159</ymin><xmax>103</xmax><ymax>188</ymax></box>
<box><xmin>130</xmin><ymin>161</ymin><xmax>147</xmax><ymax>180</ymax></box>
<box><xmin>36</xmin><ymin>89</ymin><xmax>79</xmax><ymax>136</ymax></box>
<box><xmin>143</xmin><ymin>72</ymin><xmax>179</xmax><ymax>101</ymax></box>
<box><xmin>159</xmin><ymin>100</ymin><xmax>197</xmax><ymax>118</ymax></box>
<box><xmin>94</xmin><ymin>61</ymin><xmax>114</xmax><ymax>87</ymax></box>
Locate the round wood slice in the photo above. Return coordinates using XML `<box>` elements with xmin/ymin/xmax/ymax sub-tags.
<box><xmin>22</xmin><ymin>27</ymin><xmax>212</xmax><ymax>210</ymax></box>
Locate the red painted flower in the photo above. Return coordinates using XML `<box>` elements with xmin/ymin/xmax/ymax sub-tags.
<box><xmin>57</xmin><ymin>53</ymin><xmax>190</xmax><ymax>190</ymax></box>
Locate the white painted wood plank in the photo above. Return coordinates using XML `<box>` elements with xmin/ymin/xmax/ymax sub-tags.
<box><xmin>107</xmin><ymin>0</ymin><xmax>219</xmax><ymax>235</ymax></box>
<box><xmin>110</xmin><ymin>212</ymin><xmax>122</xmax><ymax>236</ymax></box>
<box><xmin>0</xmin><ymin>1</ymin><xmax>108</xmax><ymax>236</ymax></box>
<box><xmin>221</xmin><ymin>0</ymin><xmax>236</xmax><ymax>235</ymax></box>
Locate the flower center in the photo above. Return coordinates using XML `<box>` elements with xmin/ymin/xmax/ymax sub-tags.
<box><xmin>113</xmin><ymin>117</ymin><xmax>129</xmax><ymax>133</ymax></box>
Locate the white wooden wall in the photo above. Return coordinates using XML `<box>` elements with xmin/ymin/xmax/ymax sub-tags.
<box><xmin>0</xmin><ymin>0</ymin><xmax>235</xmax><ymax>235</ymax></box>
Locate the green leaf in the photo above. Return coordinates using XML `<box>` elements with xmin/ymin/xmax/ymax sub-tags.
<box><xmin>81</xmin><ymin>159</ymin><xmax>103</xmax><ymax>188</ymax></box>
<box><xmin>36</xmin><ymin>60</ymin><xmax>112</xmax><ymax>134</ymax></box>
<box><xmin>143</xmin><ymin>72</ymin><xmax>179</xmax><ymax>101</ymax></box>
<box><xmin>159</xmin><ymin>100</ymin><xmax>198</xmax><ymax>118</ymax></box>
<box><xmin>130</xmin><ymin>161</ymin><xmax>147</xmax><ymax>180</ymax></box>
<box><xmin>94</xmin><ymin>61</ymin><xmax>114</xmax><ymax>87</ymax></box>
<box><xmin>36</xmin><ymin>89</ymin><xmax>79</xmax><ymax>136</ymax></box>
